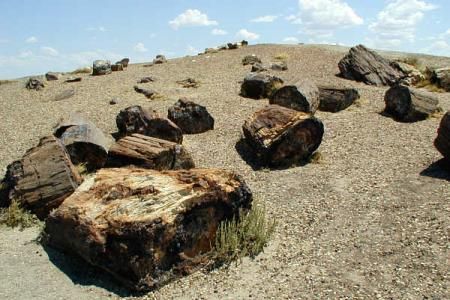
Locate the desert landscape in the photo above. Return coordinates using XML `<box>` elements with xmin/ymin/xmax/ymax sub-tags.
<box><xmin>0</xmin><ymin>43</ymin><xmax>449</xmax><ymax>300</ymax></box>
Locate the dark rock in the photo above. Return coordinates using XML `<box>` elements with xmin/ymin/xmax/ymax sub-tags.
<box><xmin>240</xmin><ymin>73</ymin><xmax>284</xmax><ymax>99</ymax></box>
<box><xmin>270</xmin><ymin>80</ymin><xmax>320</xmax><ymax>114</ymax></box>
<box><xmin>26</xmin><ymin>78</ymin><xmax>44</xmax><ymax>90</ymax></box>
<box><xmin>251</xmin><ymin>63</ymin><xmax>267</xmax><ymax>72</ymax></box>
<box><xmin>176</xmin><ymin>78</ymin><xmax>199</xmax><ymax>88</ymax></box>
<box><xmin>109</xmin><ymin>98</ymin><xmax>119</xmax><ymax>105</ymax></box>
<box><xmin>65</xmin><ymin>77</ymin><xmax>82</xmax><ymax>83</ymax></box>
<box><xmin>271</xmin><ymin>62</ymin><xmax>288</xmax><ymax>71</ymax></box>
<box><xmin>227</xmin><ymin>42</ymin><xmax>239</xmax><ymax>50</ymax></box>
<box><xmin>117</xmin><ymin>58</ymin><xmax>130</xmax><ymax>68</ymax></box>
<box><xmin>242</xmin><ymin>55</ymin><xmax>262</xmax><ymax>65</ymax></box>
<box><xmin>241</xmin><ymin>40</ymin><xmax>249</xmax><ymax>46</ymax></box>
<box><xmin>134</xmin><ymin>85</ymin><xmax>156</xmax><ymax>99</ymax></box>
<box><xmin>45</xmin><ymin>72</ymin><xmax>60</xmax><ymax>81</ymax></box>
<box><xmin>138</xmin><ymin>76</ymin><xmax>156</xmax><ymax>83</ymax></box>
<box><xmin>318</xmin><ymin>86</ymin><xmax>360</xmax><ymax>112</ymax></box>
<box><xmin>432</xmin><ymin>68</ymin><xmax>450</xmax><ymax>92</ymax></box>
<box><xmin>168</xmin><ymin>98</ymin><xmax>214</xmax><ymax>134</ymax></box>
<box><xmin>153</xmin><ymin>55</ymin><xmax>167</xmax><ymax>64</ymax></box>
<box><xmin>434</xmin><ymin>111</ymin><xmax>450</xmax><ymax>167</ymax></box>
<box><xmin>111</xmin><ymin>63</ymin><xmax>123</xmax><ymax>71</ymax></box>
<box><xmin>92</xmin><ymin>60</ymin><xmax>112</xmax><ymax>76</ymax></box>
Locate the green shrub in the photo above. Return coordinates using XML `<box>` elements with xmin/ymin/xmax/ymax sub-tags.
<box><xmin>0</xmin><ymin>200</ymin><xmax>39</xmax><ymax>230</ymax></box>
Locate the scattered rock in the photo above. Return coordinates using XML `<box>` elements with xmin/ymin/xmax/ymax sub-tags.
<box><xmin>117</xmin><ymin>58</ymin><xmax>130</xmax><ymax>68</ymax></box>
<box><xmin>111</xmin><ymin>63</ymin><xmax>123</xmax><ymax>72</ymax></box>
<box><xmin>218</xmin><ymin>45</ymin><xmax>228</xmax><ymax>51</ymax></box>
<box><xmin>52</xmin><ymin>89</ymin><xmax>75</xmax><ymax>102</ymax></box>
<box><xmin>168</xmin><ymin>98</ymin><xmax>214</xmax><ymax>134</ymax></box>
<box><xmin>44</xmin><ymin>167</ymin><xmax>252</xmax><ymax>291</ymax></box>
<box><xmin>26</xmin><ymin>78</ymin><xmax>45</xmax><ymax>90</ymax></box>
<box><xmin>243</xmin><ymin>105</ymin><xmax>324</xmax><ymax>167</ymax></box>
<box><xmin>45</xmin><ymin>72</ymin><xmax>61</xmax><ymax>81</ymax></box>
<box><xmin>318</xmin><ymin>86</ymin><xmax>360</xmax><ymax>112</ymax></box>
<box><xmin>242</xmin><ymin>55</ymin><xmax>262</xmax><ymax>65</ymax></box>
<box><xmin>391</xmin><ymin>61</ymin><xmax>424</xmax><ymax>86</ymax></box>
<box><xmin>116</xmin><ymin>105</ymin><xmax>183</xmax><ymax>143</ymax></box>
<box><xmin>134</xmin><ymin>85</ymin><xmax>157</xmax><ymax>99</ymax></box>
<box><xmin>270</xmin><ymin>80</ymin><xmax>320</xmax><ymax>114</ymax></box>
<box><xmin>176</xmin><ymin>78</ymin><xmax>200</xmax><ymax>88</ymax></box>
<box><xmin>107</xmin><ymin>134</ymin><xmax>195</xmax><ymax>170</ymax></box>
<box><xmin>434</xmin><ymin>111</ymin><xmax>450</xmax><ymax>167</ymax></box>
<box><xmin>65</xmin><ymin>77</ymin><xmax>82</xmax><ymax>83</ymax></box>
<box><xmin>338</xmin><ymin>44</ymin><xmax>405</xmax><ymax>86</ymax></box>
<box><xmin>109</xmin><ymin>98</ymin><xmax>119</xmax><ymax>105</ymax></box>
<box><xmin>241</xmin><ymin>40</ymin><xmax>249</xmax><ymax>47</ymax></box>
<box><xmin>205</xmin><ymin>48</ymin><xmax>219</xmax><ymax>54</ymax></box>
<box><xmin>251</xmin><ymin>63</ymin><xmax>267</xmax><ymax>72</ymax></box>
<box><xmin>432</xmin><ymin>68</ymin><xmax>450</xmax><ymax>92</ymax></box>
<box><xmin>240</xmin><ymin>73</ymin><xmax>284</xmax><ymax>99</ymax></box>
<box><xmin>270</xmin><ymin>61</ymin><xmax>288</xmax><ymax>71</ymax></box>
<box><xmin>138</xmin><ymin>76</ymin><xmax>156</xmax><ymax>83</ymax></box>
<box><xmin>0</xmin><ymin>136</ymin><xmax>82</xmax><ymax>219</ymax></box>
<box><xmin>384</xmin><ymin>85</ymin><xmax>439</xmax><ymax>122</ymax></box>
<box><xmin>227</xmin><ymin>42</ymin><xmax>239</xmax><ymax>50</ymax></box>
<box><xmin>153</xmin><ymin>55</ymin><xmax>167</xmax><ymax>64</ymax></box>
<box><xmin>54</xmin><ymin>113</ymin><xmax>109</xmax><ymax>170</ymax></box>
<box><xmin>92</xmin><ymin>60</ymin><xmax>112</xmax><ymax>76</ymax></box>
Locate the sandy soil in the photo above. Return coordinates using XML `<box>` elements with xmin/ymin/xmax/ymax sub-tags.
<box><xmin>0</xmin><ymin>44</ymin><xmax>449</xmax><ymax>299</ymax></box>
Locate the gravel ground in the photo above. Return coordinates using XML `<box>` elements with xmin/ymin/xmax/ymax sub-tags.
<box><xmin>0</xmin><ymin>44</ymin><xmax>449</xmax><ymax>300</ymax></box>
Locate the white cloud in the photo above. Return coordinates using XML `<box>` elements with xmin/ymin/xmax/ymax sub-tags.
<box><xmin>236</xmin><ymin>29</ymin><xmax>260</xmax><ymax>41</ymax></box>
<box><xmin>86</xmin><ymin>26</ymin><xmax>106</xmax><ymax>32</ymax></box>
<box><xmin>169</xmin><ymin>9</ymin><xmax>218</xmax><ymax>30</ymax></box>
<box><xmin>134</xmin><ymin>42</ymin><xmax>148</xmax><ymax>53</ymax></box>
<box><xmin>211</xmin><ymin>28</ymin><xmax>228</xmax><ymax>35</ymax></box>
<box><xmin>40</xmin><ymin>46</ymin><xmax>59</xmax><ymax>56</ymax></box>
<box><xmin>369</xmin><ymin>0</ymin><xmax>436</xmax><ymax>48</ymax></box>
<box><xmin>283</xmin><ymin>37</ymin><xmax>299</xmax><ymax>43</ymax></box>
<box><xmin>26</xmin><ymin>36</ymin><xmax>38</xmax><ymax>43</ymax></box>
<box><xmin>297</xmin><ymin>0</ymin><xmax>363</xmax><ymax>36</ymax></box>
<box><xmin>250</xmin><ymin>15</ymin><xmax>279</xmax><ymax>23</ymax></box>
<box><xmin>285</xmin><ymin>14</ymin><xmax>297</xmax><ymax>21</ymax></box>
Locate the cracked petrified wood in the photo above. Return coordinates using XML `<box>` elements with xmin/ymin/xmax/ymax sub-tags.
<box><xmin>0</xmin><ymin>136</ymin><xmax>82</xmax><ymax>218</ymax></box>
<box><xmin>240</xmin><ymin>73</ymin><xmax>284</xmax><ymax>99</ymax></box>
<box><xmin>384</xmin><ymin>85</ymin><xmax>439</xmax><ymax>122</ymax></box>
<box><xmin>167</xmin><ymin>98</ymin><xmax>214</xmax><ymax>134</ymax></box>
<box><xmin>44</xmin><ymin>167</ymin><xmax>252</xmax><ymax>291</ymax></box>
<box><xmin>434</xmin><ymin>111</ymin><xmax>450</xmax><ymax>167</ymax></box>
<box><xmin>243</xmin><ymin>105</ymin><xmax>324</xmax><ymax>167</ymax></box>
<box><xmin>107</xmin><ymin>134</ymin><xmax>195</xmax><ymax>170</ymax></box>
<box><xmin>318</xmin><ymin>85</ymin><xmax>360</xmax><ymax>112</ymax></box>
<box><xmin>54</xmin><ymin>113</ymin><xmax>109</xmax><ymax>170</ymax></box>
<box><xmin>270</xmin><ymin>80</ymin><xmax>320</xmax><ymax>114</ymax></box>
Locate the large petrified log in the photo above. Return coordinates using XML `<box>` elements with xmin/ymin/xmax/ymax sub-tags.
<box><xmin>116</xmin><ymin>106</ymin><xmax>183</xmax><ymax>143</ymax></box>
<box><xmin>240</xmin><ymin>73</ymin><xmax>284</xmax><ymax>99</ymax></box>
<box><xmin>432</xmin><ymin>68</ymin><xmax>450</xmax><ymax>92</ymax></box>
<box><xmin>384</xmin><ymin>85</ymin><xmax>439</xmax><ymax>122</ymax></box>
<box><xmin>54</xmin><ymin>113</ymin><xmax>109</xmax><ymax>170</ymax></box>
<box><xmin>270</xmin><ymin>80</ymin><xmax>320</xmax><ymax>114</ymax></box>
<box><xmin>242</xmin><ymin>105</ymin><xmax>324</xmax><ymax>167</ymax></box>
<box><xmin>0</xmin><ymin>136</ymin><xmax>82</xmax><ymax>218</ymax></box>
<box><xmin>107</xmin><ymin>134</ymin><xmax>195</xmax><ymax>170</ymax></box>
<box><xmin>167</xmin><ymin>98</ymin><xmax>214</xmax><ymax>134</ymax></box>
<box><xmin>338</xmin><ymin>44</ymin><xmax>405</xmax><ymax>86</ymax></box>
<box><xmin>44</xmin><ymin>167</ymin><xmax>252</xmax><ymax>291</ymax></box>
<box><xmin>434</xmin><ymin>111</ymin><xmax>450</xmax><ymax>167</ymax></box>
<box><xmin>318</xmin><ymin>85</ymin><xmax>360</xmax><ymax>112</ymax></box>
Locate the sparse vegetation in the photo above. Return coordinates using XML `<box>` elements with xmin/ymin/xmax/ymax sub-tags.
<box><xmin>212</xmin><ymin>200</ymin><xmax>276</xmax><ymax>266</ymax></box>
<box><xmin>0</xmin><ymin>79</ymin><xmax>17</xmax><ymax>86</ymax></box>
<box><xmin>0</xmin><ymin>199</ymin><xmax>40</xmax><ymax>230</ymax></box>
<box><xmin>274</xmin><ymin>53</ymin><xmax>289</xmax><ymax>62</ymax></box>
<box><xmin>308</xmin><ymin>151</ymin><xmax>324</xmax><ymax>164</ymax></box>
<box><xmin>398</xmin><ymin>56</ymin><xmax>420</xmax><ymax>68</ymax></box>
<box><xmin>70</xmin><ymin>67</ymin><xmax>92</xmax><ymax>74</ymax></box>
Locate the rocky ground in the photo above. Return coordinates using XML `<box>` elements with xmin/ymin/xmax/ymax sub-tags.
<box><xmin>0</xmin><ymin>44</ymin><xmax>449</xmax><ymax>299</ymax></box>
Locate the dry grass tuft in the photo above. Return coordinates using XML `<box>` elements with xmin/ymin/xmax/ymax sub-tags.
<box><xmin>416</xmin><ymin>80</ymin><xmax>446</xmax><ymax>93</ymax></box>
<box><xmin>0</xmin><ymin>200</ymin><xmax>40</xmax><ymax>230</ymax></box>
<box><xmin>0</xmin><ymin>80</ymin><xmax>17</xmax><ymax>86</ymax></box>
<box><xmin>70</xmin><ymin>67</ymin><xmax>92</xmax><ymax>74</ymax></box>
<box><xmin>212</xmin><ymin>200</ymin><xmax>276</xmax><ymax>266</ymax></box>
<box><xmin>398</xmin><ymin>57</ymin><xmax>420</xmax><ymax>69</ymax></box>
<box><xmin>308</xmin><ymin>151</ymin><xmax>324</xmax><ymax>164</ymax></box>
<box><xmin>274</xmin><ymin>53</ymin><xmax>289</xmax><ymax>62</ymax></box>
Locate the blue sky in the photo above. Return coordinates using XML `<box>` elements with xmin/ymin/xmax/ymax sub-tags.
<box><xmin>0</xmin><ymin>0</ymin><xmax>449</xmax><ymax>79</ymax></box>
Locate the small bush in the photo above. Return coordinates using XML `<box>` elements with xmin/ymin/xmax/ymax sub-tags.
<box><xmin>308</xmin><ymin>151</ymin><xmax>324</xmax><ymax>164</ymax></box>
<box><xmin>415</xmin><ymin>79</ymin><xmax>446</xmax><ymax>93</ymax></box>
<box><xmin>212</xmin><ymin>200</ymin><xmax>276</xmax><ymax>266</ymax></box>
<box><xmin>70</xmin><ymin>67</ymin><xmax>91</xmax><ymax>74</ymax></box>
<box><xmin>0</xmin><ymin>200</ymin><xmax>39</xmax><ymax>230</ymax></box>
<box><xmin>274</xmin><ymin>53</ymin><xmax>289</xmax><ymax>62</ymax></box>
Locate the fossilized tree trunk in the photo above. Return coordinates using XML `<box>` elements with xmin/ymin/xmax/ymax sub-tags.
<box><xmin>270</xmin><ymin>81</ymin><xmax>320</xmax><ymax>114</ymax></box>
<box><xmin>318</xmin><ymin>85</ymin><xmax>360</xmax><ymax>112</ymax></box>
<box><xmin>434</xmin><ymin>111</ymin><xmax>450</xmax><ymax>167</ymax></box>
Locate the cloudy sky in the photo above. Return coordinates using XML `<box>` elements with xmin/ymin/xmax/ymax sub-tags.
<box><xmin>0</xmin><ymin>0</ymin><xmax>449</xmax><ymax>79</ymax></box>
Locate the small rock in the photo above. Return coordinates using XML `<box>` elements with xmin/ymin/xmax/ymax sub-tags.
<box><xmin>241</xmin><ymin>40</ymin><xmax>249</xmax><ymax>46</ymax></box>
<box><xmin>111</xmin><ymin>63</ymin><xmax>123</xmax><ymax>71</ymax></box>
<box><xmin>109</xmin><ymin>98</ymin><xmax>119</xmax><ymax>105</ymax></box>
<box><xmin>53</xmin><ymin>89</ymin><xmax>75</xmax><ymax>101</ymax></box>
<box><xmin>26</xmin><ymin>78</ymin><xmax>45</xmax><ymax>90</ymax></box>
<box><xmin>227</xmin><ymin>42</ymin><xmax>239</xmax><ymax>50</ymax></box>
<box><xmin>168</xmin><ymin>98</ymin><xmax>214</xmax><ymax>134</ymax></box>
<box><xmin>271</xmin><ymin>61</ymin><xmax>288</xmax><ymax>71</ymax></box>
<box><xmin>45</xmin><ymin>72</ymin><xmax>61</xmax><ymax>81</ymax></box>
<box><xmin>242</xmin><ymin>55</ymin><xmax>262</xmax><ymax>66</ymax></box>
<box><xmin>134</xmin><ymin>85</ymin><xmax>156</xmax><ymax>99</ymax></box>
<box><xmin>65</xmin><ymin>77</ymin><xmax>82</xmax><ymax>83</ymax></box>
<box><xmin>117</xmin><ymin>58</ymin><xmax>130</xmax><ymax>68</ymax></box>
<box><xmin>92</xmin><ymin>60</ymin><xmax>112</xmax><ymax>76</ymax></box>
<box><xmin>176</xmin><ymin>78</ymin><xmax>200</xmax><ymax>88</ymax></box>
<box><xmin>153</xmin><ymin>55</ymin><xmax>167</xmax><ymax>64</ymax></box>
<box><xmin>138</xmin><ymin>76</ymin><xmax>156</xmax><ymax>83</ymax></box>
<box><xmin>432</xmin><ymin>68</ymin><xmax>450</xmax><ymax>92</ymax></box>
<box><xmin>251</xmin><ymin>63</ymin><xmax>268</xmax><ymax>73</ymax></box>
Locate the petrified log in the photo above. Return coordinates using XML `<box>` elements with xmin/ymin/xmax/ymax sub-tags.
<box><xmin>134</xmin><ymin>85</ymin><xmax>156</xmax><ymax>99</ymax></box>
<box><xmin>0</xmin><ymin>136</ymin><xmax>82</xmax><ymax>218</ymax></box>
<box><xmin>242</xmin><ymin>55</ymin><xmax>261</xmax><ymax>65</ymax></box>
<box><xmin>243</xmin><ymin>105</ymin><xmax>324</xmax><ymax>167</ymax></box>
<box><xmin>92</xmin><ymin>60</ymin><xmax>112</xmax><ymax>76</ymax></box>
<box><xmin>111</xmin><ymin>63</ymin><xmax>123</xmax><ymax>71</ymax></box>
<box><xmin>432</xmin><ymin>68</ymin><xmax>450</xmax><ymax>92</ymax></box>
<box><xmin>44</xmin><ymin>167</ymin><xmax>252</xmax><ymax>291</ymax></box>
<box><xmin>116</xmin><ymin>105</ymin><xmax>183</xmax><ymax>143</ymax></box>
<box><xmin>54</xmin><ymin>113</ymin><xmax>109</xmax><ymax>170</ymax></box>
<box><xmin>45</xmin><ymin>72</ymin><xmax>60</xmax><ymax>81</ymax></box>
<box><xmin>251</xmin><ymin>63</ymin><xmax>267</xmax><ymax>73</ymax></box>
<box><xmin>107</xmin><ymin>134</ymin><xmax>195</xmax><ymax>170</ymax></box>
<box><xmin>270</xmin><ymin>80</ymin><xmax>320</xmax><ymax>114</ymax></box>
<box><xmin>240</xmin><ymin>73</ymin><xmax>284</xmax><ymax>99</ymax></box>
<box><xmin>318</xmin><ymin>85</ymin><xmax>360</xmax><ymax>112</ymax></box>
<box><xmin>117</xmin><ymin>58</ymin><xmax>130</xmax><ymax>68</ymax></box>
<box><xmin>338</xmin><ymin>44</ymin><xmax>405</xmax><ymax>86</ymax></box>
<box><xmin>270</xmin><ymin>62</ymin><xmax>288</xmax><ymax>71</ymax></box>
<box><xmin>434</xmin><ymin>111</ymin><xmax>450</xmax><ymax>167</ymax></box>
<box><xmin>168</xmin><ymin>99</ymin><xmax>214</xmax><ymax>134</ymax></box>
<box><xmin>384</xmin><ymin>85</ymin><xmax>439</xmax><ymax>122</ymax></box>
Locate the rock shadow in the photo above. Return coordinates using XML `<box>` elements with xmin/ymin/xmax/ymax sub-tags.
<box><xmin>420</xmin><ymin>159</ymin><xmax>450</xmax><ymax>181</ymax></box>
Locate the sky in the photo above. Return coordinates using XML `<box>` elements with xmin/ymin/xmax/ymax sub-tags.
<box><xmin>0</xmin><ymin>0</ymin><xmax>449</xmax><ymax>79</ymax></box>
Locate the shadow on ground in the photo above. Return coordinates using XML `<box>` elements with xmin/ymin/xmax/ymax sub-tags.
<box><xmin>42</xmin><ymin>244</ymin><xmax>146</xmax><ymax>298</ymax></box>
<box><xmin>420</xmin><ymin>159</ymin><xmax>450</xmax><ymax>181</ymax></box>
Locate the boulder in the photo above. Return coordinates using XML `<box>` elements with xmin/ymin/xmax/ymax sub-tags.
<box><xmin>434</xmin><ymin>111</ymin><xmax>450</xmax><ymax>167</ymax></box>
<box><xmin>384</xmin><ymin>85</ymin><xmax>439</xmax><ymax>122</ymax></box>
<box><xmin>251</xmin><ymin>63</ymin><xmax>267</xmax><ymax>73</ymax></box>
<box><xmin>318</xmin><ymin>86</ymin><xmax>360</xmax><ymax>112</ymax></box>
<box><xmin>270</xmin><ymin>80</ymin><xmax>320</xmax><ymax>114</ymax></box>
<box><xmin>111</xmin><ymin>63</ymin><xmax>124</xmax><ymax>71</ymax></box>
<box><xmin>26</xmin><ymin>78</ymin><xmax>44</xmax><ymax>90</ymax></box>
<box><xmin>242</xmin><ymin>55</ymin><xmax>262</xmax><ymax>66</ymax></box>
<box><xmin>134</xmin><ymin>85</ymin><xmax>157</xmax><ymax>99</ymax></box>
<box><xmin>54</xmin><ymin>113</ymin><xmax>109</xmax><ymax>170</ymax></box>
<box><xmin>391</xmin><ymin>61</ymin><xmax>424</xmax><ymax>86</ymax></box>
<box><xmin>168</xmin><ymin>99</ymin><xmax>214</xmax><ymax>134</ymax></box>
<box><xmin>338</xmin><ymin>44</ymin><xmax>405</xmax><ymax>86</ymax></box>
<box><xmin>243</xmin><ymin>105</ymin><xmax>324</xmax><ymax>167</ymax></box>
<box><xmin>107</xmin><ymin>134</ymin><xmax>195</xmax><ymax>170</ymax></box>
<box><xmin>240</xmin><ymin>73</ymin><xmax>284</xmax><ymax>99</ymax></box>
<box><xmin>92</xmin><ymin>60</ymin><xmax>112</xmax><ymax>76</ymax></box>
<box><xmin>117</xmin><ymin>58</ymin><xmax>130</xmax><ymax>68</ymax></box>
<box><xmin>44</xmin><ymin>167</ymin><xmax>252</xmax><ymax>291</ymax></box>
<box><xmin>116</xmin><ymin>105</ymin><xmax>183</xmax><ymax>143</ymax></box>
<box><xmin>0</xmin><ymin>136</ymin><xmax>82</xmax><ymax>218</ymax></box>
<box><xmin>432</xmin><ymin>68</ymin><xmax>450</xmax><ymax>92</ymax></box>
<box><xmin>153</xmin><ymin>55</ymin><xmax>167</xmax><ymax>64</ymax></box>
<box><xmin>270</xmin><ymin>62</ymin><xmax>288</xmax><ymax>71</ymax></box>
<box><xmin>45</xmin><ymin>72</ymin><xmax>60</xmax><ymax>81</ymax></box>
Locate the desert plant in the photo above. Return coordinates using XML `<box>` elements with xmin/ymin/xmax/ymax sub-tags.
<box><xmin>308</xmin><ymin>151</ymin><xmax>324</xmax><ymax>164</ymax></box>
<box><xmin>212</xmin><ymin>200</ymin><xmax>276</xmax><ymax>266</ymax></box>
<box><xmin>415</xmin><ymin>79</ymin><xmax>446</xmax><ymax>93</ymax></box>
<box><xmin>274</xmin><ymin>53</ymin><xmax>289</xmax><ymax>62</ymax></box>
<box><xmin>70</xmin><ymin>66</ymin><xmax>91</xmax><ymax>74</ymax></box>
<box><xmin>0</xmin><ymin>199</ymin><xmax>39</xmax><ymax>230</ymax></box>
<box><xmin>398</xmin><ymin>56</ymin><xmax>420</xmax><ymax>68</ymax></box>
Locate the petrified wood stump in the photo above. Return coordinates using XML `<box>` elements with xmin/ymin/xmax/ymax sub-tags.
<box><xmin>54</xmin><ymin>113</ymin><xmax>109</xmax><ymax>170</ymax></box>
<box><xmin>434</xmin><ymin>111</ymin><xmax>450</xmax><ymax>167</ymax></box>
<box><xmin>107</xmin><ymin>134</ymin><xmax>195</xmax><ymax>170</ymax></box>
<box><xmin>242</xmin><ymin>105</ymin><xmax>324</xmax><ymax>167</ymax></box>
<box><xmin>0</xmin><ymin>136</ymin><xmax>82</xmax><ymax>218</ymax></box>
<box><xmin>44</xmin><ymin>167</ymin><xmax>252</xmax><ymax>291</ymax></box>
<box><xmin>384</xmin><ymin>85</ymin><xmax>439</xmax><ymax>122</ymax></box>
<box><xmin>167</xmin><ymin>98</ymin><xmax>214</xmax><ymax>134</ymax></box>
<box><xmin>318</xmin><ymin>85</ymin><xmax>360</xmax><ymax>112</ymax></box>
<box><xmin>270</xmin><ymin>81</ymin><xmax>320</xmax><ymax>114</ymax></box>
<box><xmin>240</xmin><ymin>73</ymin><xmax>284</xmax><ymax>99</ymax></box>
